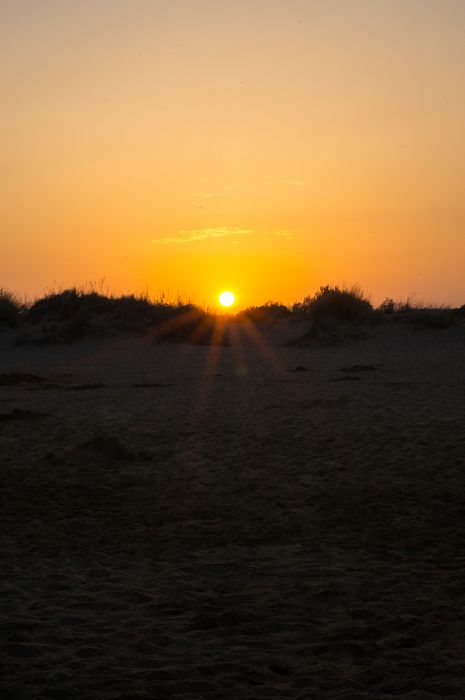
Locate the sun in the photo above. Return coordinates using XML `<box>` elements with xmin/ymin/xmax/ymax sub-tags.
<box><xmin>219</xmin><ymin>290</ymin><xmax>236</xmax><ymax>307</ymax></box>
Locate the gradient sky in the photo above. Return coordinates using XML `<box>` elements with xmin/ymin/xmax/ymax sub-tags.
<box><xmin>2</xmin><ymin>0</ymin><xmax>465</xmax><ymax>308</ymax></box>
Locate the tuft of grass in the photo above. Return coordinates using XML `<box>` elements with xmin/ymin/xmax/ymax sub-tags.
<box><xmin>0</xmin><ymin>288</ymin><xmax>21</xmax><ymax>328</ymax></box>
<box><xmin>378</xmin><ymin>297</ymin><xmax>396</xmax><ymax>314</ymax></box>
<box><xmin>377</xmin><ymin>297</ymin><xmax>423</xmax><ymax>314</ymax></box>
<box><xmin>377</xmin><ymin>297</ymin><xmax>456</xmax><ymax>329</ymax></box>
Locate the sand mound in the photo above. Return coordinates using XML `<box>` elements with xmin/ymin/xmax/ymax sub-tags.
<box><xmin>52</xmin><ymin>434</ymin><xmax>135</xmax><ymax>465</ymax></box>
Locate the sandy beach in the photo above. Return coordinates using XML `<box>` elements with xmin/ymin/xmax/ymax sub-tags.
<box><xmin>2</xmin><ymin>319</ymin><xmax>465</xmax><ymax>699</ymax></box>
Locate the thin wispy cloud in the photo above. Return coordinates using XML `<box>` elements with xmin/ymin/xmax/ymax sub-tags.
<box><xmin>285</xmin><ymin>180</ymin><xmax>305</xmax><ymax>187</ymax></box>
<box><xmin>191</xmin><ymin>192</ymin><xmax>229</xmax><ymax>200</ymax></box>
<box><xmin>273</xmin><ymin>230</ymin><xmax>294</xmax><ymax>240</ymax></box>
<box><xmin>153</xmin><ymin>226</ymin><xmax>254</xmax><ymax>245</ymax></box>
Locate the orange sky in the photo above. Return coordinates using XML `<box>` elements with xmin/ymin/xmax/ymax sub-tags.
<box><xmin>1</xmin><ymin>0</ymin><xmax>465</xmax><ymax>308</ymax></box>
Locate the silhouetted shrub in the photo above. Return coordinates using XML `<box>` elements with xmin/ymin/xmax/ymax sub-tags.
<box><xmin>236</xmin><ymin>301</ymin><xmax>290</xmax><ymax>323</ymax></box>
<box><xmin>290</xmin><ymin>285</ymin><xmax>372</xmax><ymax>345</ymax></box>
<box><xmin>0</xmin><ymin>289</ymin><xmax>21</xmax><ymax>327</ymax></box>
<box><xmin>397</xmin><ymin>301</ymin><xmax>413</xmax><ymax>313</ymax></box>
<box><xmin>28</xmin><ymin>289</ymin><xmax>111</xmax><ymax>323</ymax></box>
<box><xmin>109</xmin><ymin>295</ymin><xmax>157</xmax><ymax>331</ymax></box>
<box><xmin>378</xmin><ymin>297</ymin><xmax>396</xmax><ymax>314</ymax></box>
<box><xmin>296</xmin><ymin>285</ymin><xmax>372</xmax><ymax>324</ymax></box>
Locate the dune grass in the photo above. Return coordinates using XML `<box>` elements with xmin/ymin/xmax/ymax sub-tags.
<box><xmin>15</xmin><ymin>285</ymin><xmax>217</xmax><ymax>344</ymax></box>
<box><xmin>235</xmin><ymin>302</ymin><xmax>291</xmax><ymax>324</ymax></box>
<box><xmin>291</xmin><ymin>285</ymin><xmax>373</xmax><ymax>344</ymax></box>
<box><xmin>292</xmin><ymin>285</ymin><xmax>373</xmax><ymax>322</ymax></box>
<box><xmin>0</xmin><ymin>289</ymin><xmax>21</xmax><ymax>328</ymax></box>
<box><xmin>377</xmin><ymin>297</ymin><xmax>456</xmax><ymax>328</ymax></box>
<box><xmin>3</xmin><ymin>282</ymin><xmax>464</xmax><ymax>344</ymax></box>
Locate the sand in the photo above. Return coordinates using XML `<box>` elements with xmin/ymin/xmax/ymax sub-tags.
<box><xmin>1</xmin><ymin>319</ymin><xmax>465</xmax><ymax>699</ymax></box>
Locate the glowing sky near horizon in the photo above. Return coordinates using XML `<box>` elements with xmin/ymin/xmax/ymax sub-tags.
<box><xmin>1</xmin><ymin>0</ymin><xmax>465</xmax><ymax>307</ymax></box>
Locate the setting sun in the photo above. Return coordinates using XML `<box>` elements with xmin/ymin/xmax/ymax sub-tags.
<box><xmin>219</xmin><ymin>291</ymin><xmax>236</xmax><ymax>307</ymax></box>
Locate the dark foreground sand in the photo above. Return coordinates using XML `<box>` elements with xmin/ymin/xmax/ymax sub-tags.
<box><xmin>1</xmin><ymin>319</ymin><xmax>465</xmax><ymax>699</ymax></box>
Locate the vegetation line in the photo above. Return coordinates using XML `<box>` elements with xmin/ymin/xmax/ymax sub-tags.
<box><xmin>1</xmin><ymin>284</ymin><xmax>463</xmax><ymax>344</ymax></box>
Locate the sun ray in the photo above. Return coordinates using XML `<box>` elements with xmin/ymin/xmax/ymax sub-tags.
<box><xmin>138</xmin><ymin>308</ymin><xmax>223</xmax><ymax>387</ymax></box>
<box><xmin>149</xmin><ymin>308</ymin><xmax>203</xmax><ymax>343</ymax></box>
<box><xmin>228</xmin><ymin>319</ymin><xmax>248</xmax><ymax>378</ymax></box>
<box><xmin>238</xmin><ymin>319</ymin><xmax>312</xmax><ymax>409</ymax></box>
<box><xmin>182</xmin><ymin>317</ymin><xmax>227</xmax><ymax>444</ymax></box>
<box><xmin>240</xmin><ymin>319</ymin><xmax>291</xmax><ymax>379</ymax></box>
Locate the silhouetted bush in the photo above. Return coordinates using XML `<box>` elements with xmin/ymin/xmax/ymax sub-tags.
<box><xmin>378</xmin><ymin>297</ymin><xmax>396</xmax><ymax>314</ymax></box>
<box><xmin>236</xmin><ymin>301</ymin><xmax>291</xmax><ymax>323</ymax></box>
<box><xmin>295</xmin><ymin>285</ymin><xmax>372</xmax><ymax>323</ymax></box>
<box><xmin>109</xmin><ymin>295</ymin><xmax>158</xmax><ymax>332</ymax></box>
<box><xmin>290</xmin><ymin>285</ymin><xmax>373</xmax><ymax>345</ymax></box>
<box><xmin>28</xmin><ymin>288</ymin><xmax>111</xmax><ymax>323</ymax></box>
<box><xmin>0</xmin><ymin>288</ymin><xmax>21</xmax><ymax>327</ymax></box>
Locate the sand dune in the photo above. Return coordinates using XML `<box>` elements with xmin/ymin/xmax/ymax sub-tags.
<box><xmin>1</xmin><ymin>320</ymin><xmax>465</xmax><ymax>698</ymax></box>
